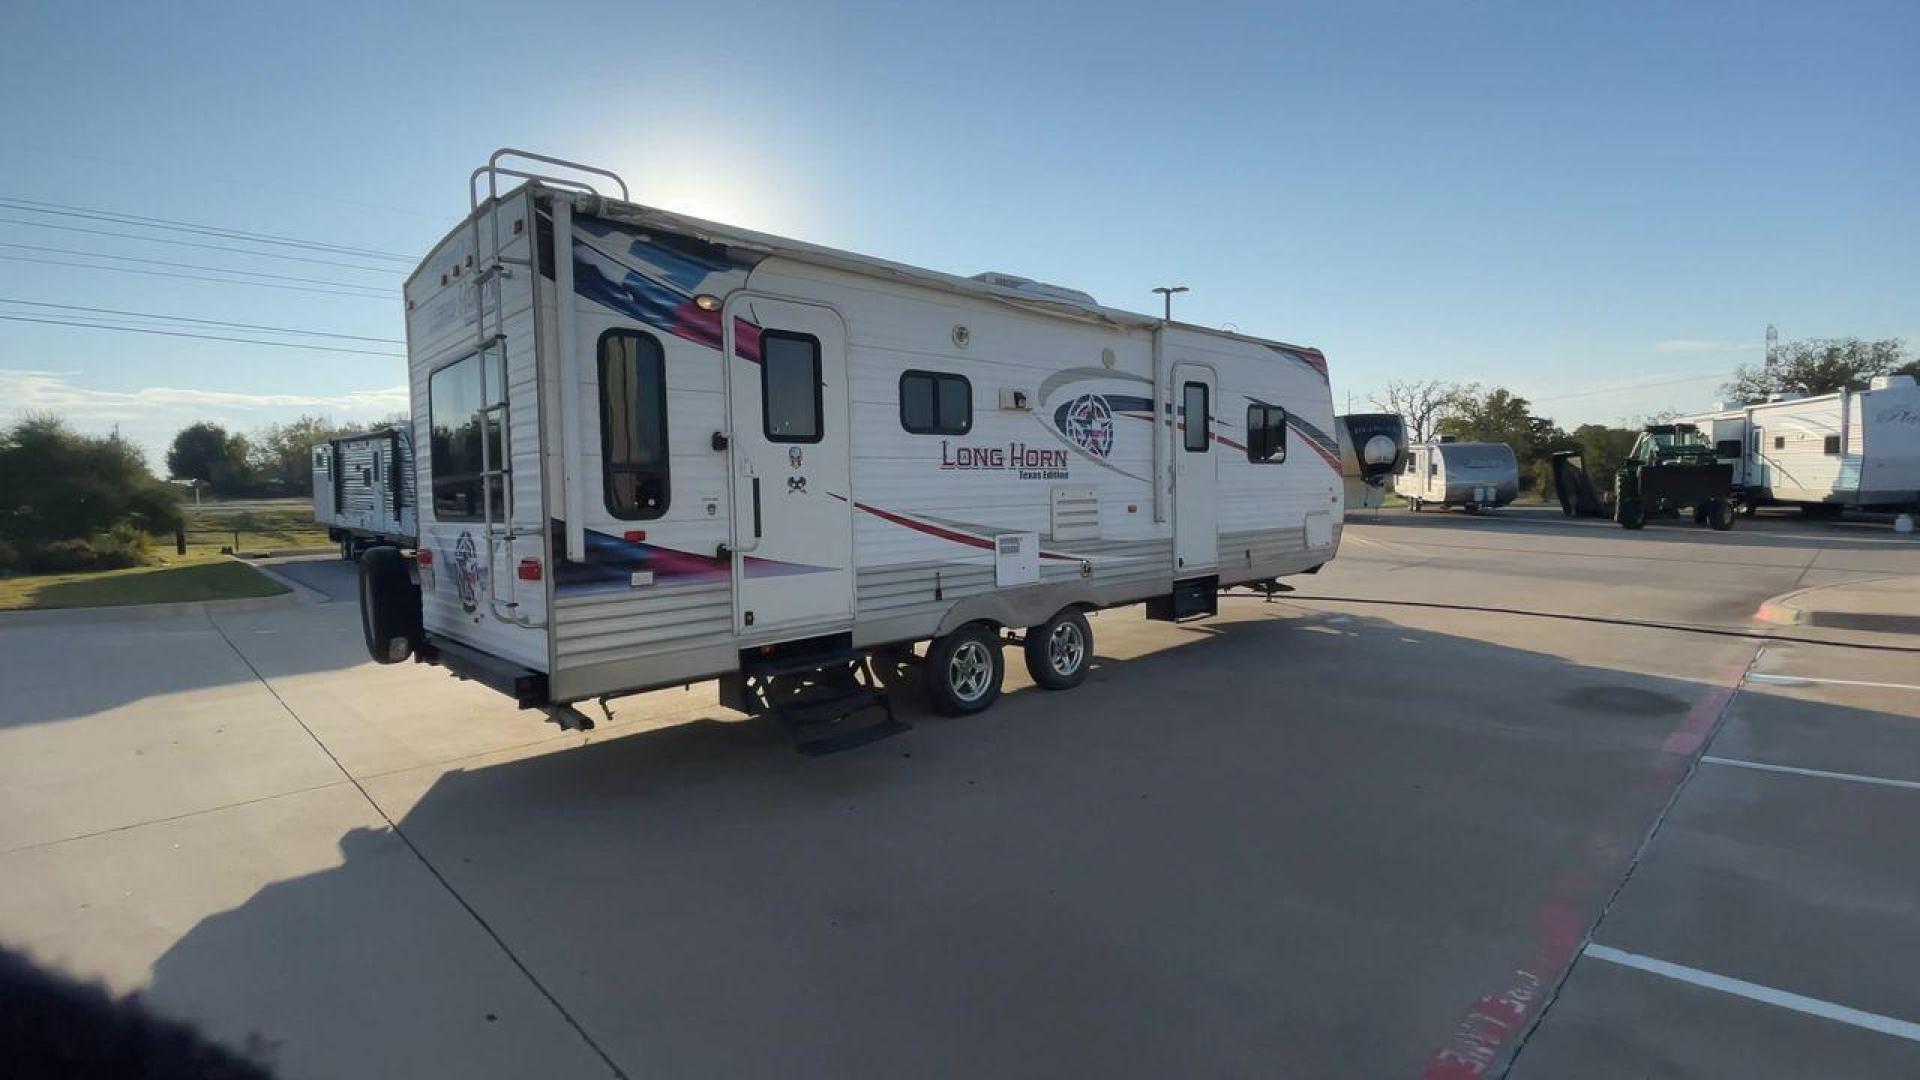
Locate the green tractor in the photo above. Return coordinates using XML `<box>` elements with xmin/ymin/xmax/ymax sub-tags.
<box><xmin>1613</xmin><ymin>424</ymin><xmax>1735</xmax><ymax>531</ymax></box>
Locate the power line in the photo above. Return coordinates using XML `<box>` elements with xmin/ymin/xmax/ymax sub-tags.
<box><xmin>0</xmin><ymin>298</ymin><xmax>403</xmax><ymax>343</ymax></box>
<box><xmin>0</xmin><ymin>240</ymin><xmax>391</xmax><ymax>293</ymax></box>
<box><xmin>0</xmin><ymin>312</ymin><xmax>405</xmax><ymax>357</ymax></box>
<box><xmin>0</xmin><ymin>215</ymin><xmax>400</xmax><ymax>274</ymax></box>
<box><xmin>0</xmin><ymin>252</ymin><xmax>393</xmax><ymax>300</ymax></box>
<box><xmin>0</xmin><ymin>196</ymin><xmax>415</xmax><ymax>262</ymax></box>
<box><xmin>1531</xmin><ymin>369</ymin><xmax>1736</xmax><ymax>405</ymax></box>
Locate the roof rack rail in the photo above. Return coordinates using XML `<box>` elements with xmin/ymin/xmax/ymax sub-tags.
<box><xmin>469</xmin><ymin>149</ymin><xmax>630</xmax><ymax>211</ymax></box>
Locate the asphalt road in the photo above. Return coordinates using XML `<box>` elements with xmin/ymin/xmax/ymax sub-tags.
<box><xmin>2</xmin><ymin>507</ymin><xmax>1916</xmax><ymax>1078</ymax></box>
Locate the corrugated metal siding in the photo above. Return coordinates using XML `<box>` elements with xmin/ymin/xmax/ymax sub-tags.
<box><xmin>553</xmin><ymin>581</ymin><xmax>733</xmax><ymax>667</ymax></box>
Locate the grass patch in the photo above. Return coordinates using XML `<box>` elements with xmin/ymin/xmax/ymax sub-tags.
<box><xmin>0</xmin><ymin>557</ymin><xmax>288</xmax><ymax>611</ymax></box>
<box><xmin>181</xmin><ymin>499</ymin><xmax>332</xmax><ymax>557</ymax></box>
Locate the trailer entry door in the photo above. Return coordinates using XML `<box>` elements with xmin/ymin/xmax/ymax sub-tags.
<box><xmin>1173</xmin><ymin>364</ymin><xmax>1218</xmax><ymax>573</ymax></box>
<box><xmin>727</xmin><ymin>296</ymin><xmax>855</xmax><ymax>637</ymax></box>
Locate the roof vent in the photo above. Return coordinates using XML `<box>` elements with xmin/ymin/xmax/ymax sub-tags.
<box><xmin>969</xmin><ymin>272</ymin><xmax>1098</xmax><ymax>307</ymax></box>
<box><xmin>1869</xmin><ymin>374</ymin><xmax>1916</xmax><ymax>391</ymax></box>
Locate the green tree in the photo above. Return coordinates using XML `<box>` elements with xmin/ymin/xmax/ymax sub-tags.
<box><xmin>166</xmin><ymin>422</ymin><xmax>254</xmax><ymax>496</ymax></box>
<box><xmin>0</xmin><ymin>415</ymin><xmax>182</xmax><ymax>569</ymax></box>
<box><xmin>1722</xmin><ymin>337</ymin><xmax>1911</xmax><ymax>403</ymax></box>
<box><xmin>249</xmin><ymin>414</ymin><xmax>355</xmax><ymax>496</ymax></box>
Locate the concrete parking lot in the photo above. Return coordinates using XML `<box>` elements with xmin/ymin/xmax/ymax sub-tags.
<box><xmin>2</xmin><ymin>507</ymin><xmax>1916</xmax><ymax>1078</ymax></box>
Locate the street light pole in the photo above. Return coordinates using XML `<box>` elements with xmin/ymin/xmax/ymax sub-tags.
<box><xmin>1152</xmin><ymin>285</ymin><xmax>1188</xmax><ymax>321</ymax></box>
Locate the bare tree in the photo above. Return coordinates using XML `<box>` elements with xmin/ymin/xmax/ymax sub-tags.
<box><xmin>1367</xmin><ymin>379</ymin><xmax>1462</xmax><ymax>443</ymax></box>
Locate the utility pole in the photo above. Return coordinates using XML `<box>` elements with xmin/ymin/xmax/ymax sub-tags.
<box><xmin>1152</xmin><ymin>285</ymin><xmax>1188</xmax><ymax>321</ymax></box>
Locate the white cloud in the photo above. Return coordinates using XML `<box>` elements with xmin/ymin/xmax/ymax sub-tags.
<box><xmin>1653</xmin><ymin>339</ymin><xmax>1760</xmax><ymax>355</ymax></box>
<box><xmin>0</xmin><ymin>369</ymin><xmax>408</xmax><ymax>472</ymax></box>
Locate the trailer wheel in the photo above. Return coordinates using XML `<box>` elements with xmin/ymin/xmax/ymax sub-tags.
<box><xmin>1024</xmin><ymin>609</ymin><xmax>1092</xmax><ymax>690</ymax></box>
<box><xmin>1617</xmin><ymin>499</ymin><xmax>1646</xmax><ymax>530</ymax></box>
<box><xmin>340</xmin><ymin>535</ymin><xmax>357</xmax><ymax>561</ymax></box>
<box><xmin>1708</xmin><ymin>499</ymin><xmax>1735</xmax><ymax>531</ymax></box>
<box><xmin>924</xmin><ymin>623</ymin><xmax>1003</xmax><ymax>716</ymax></box>
<box><xmin>359</xmin><ymin>545</ymin><xmax>421</xmax><ymax>664</ymax></box>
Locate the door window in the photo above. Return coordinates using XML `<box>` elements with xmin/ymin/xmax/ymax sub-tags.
<box><xmin>1182</xmin><ymin>382</ymin><xmax>1210</xmax><ymax>452</ymax></box>
<box><xmin>761</xmin><ymin>331</ymin><xmax>822</xmax><ymax>443</ymax></box>
<box><xmin>598</xmin><ymin>329</ymin><xmax>670</xmax><ymax>519</ymax></box>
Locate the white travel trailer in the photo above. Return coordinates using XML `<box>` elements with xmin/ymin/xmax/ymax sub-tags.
<box><xmin>1335</xmin><ymin>413</ymin><xmax>1407</xmax><ymax>510</ymax></box>
<box><xmin>357</xmin><ymin>152</ymin><xmax>1345</xmax><ymax>753</ymax></box>
<box><xmin>312</xmin><ymin>427</ymin><xmax>416</xmax><ymax>557</ymax></box>
<box><xmin>1394</xmin><ymin>439</ymin><xmax>1519</xmax><ymax>513</ymax></box>
<box><xmin>1679</xmin><ymin>376</ymin><xmax>1920</xmax><ymax>514</ymax></box>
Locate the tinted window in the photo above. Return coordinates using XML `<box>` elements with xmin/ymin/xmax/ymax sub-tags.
<box><xmin>429</xmin><ymin>346</ymin><xmax>506</xmax><ymax>521</ymax></box>
<box><xmin>599</xmin><ymin>329</ymin><xmax>670</xmax><ymax>519</ymax></box>
<box><xmin>1183</xmin><ymin>382</ymin><xmax>1210</xmax><ymax>452</ymax></box>
<box><xmin>1774</xmin><ymin>436</ymin><xmax>1785</xmax><ymax>450</ymax></box>
<box><xmin>900</xmin><ymin>371</ymin><xmax>971</xmax><ymax>435</ymax></box>
<box><xmin>1246</xmin><ymin>404</ymin><xmax>1288</xmax><ymax>463</ymax></box>
<box><xmin>1823</xmin><ymin>435</ymin><xmax>1841</xmax><ymax>455</ymax></box>
<box><xmin>762</xmin><ymin>331</ymin><xmax>822</xmax><ymax>443</ymax></box>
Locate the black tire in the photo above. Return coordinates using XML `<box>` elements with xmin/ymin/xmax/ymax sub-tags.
<box><xmin>359</xmin><ymin>545</ymin><xmax>422</xmax><ymax>665</ymax></box>
<box><xmin>1617</xmin><ymin>499</ymin><xmax>1646</xmax><ymax>530</ymax></box>
<box><xmin>1692</xmin><ymin>507</ymin><xmax>1709</xmax><ymax>525</ymax></box>
<box><xmin>1463</xmin><ymin>503</ymin><xmax>1481</xmax><ymax>515</ymax></box>
<box><xmin>1023</xmin><ymin>609</ymin><xmax>1092</xmax><ymax>690</ymax></box>
<box><xmin>923</xmin><ymin>623</ymin><xmax>1004</xmax><ymax>716</ymax></box>
<box><xmin>1709</xmin><ymin>499</ymin><xmax>1735</xmax><ymax>531</ymax></box>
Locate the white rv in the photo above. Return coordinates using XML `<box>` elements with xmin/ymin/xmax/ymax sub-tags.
<box><xmin>1394</xmin><ymin>439</ymin><xmax>1519</xmax><ymax>513</ymax></box>
<box><xmin>312</xmin><ymin>427</ymin><xmax>416</xmax><ymax>558</ymax></box>
<box><xmin>358</xmin><ymin>151</ymin><xmax>1343</xmax><ymax>753</ymax></box>
<box><xmin>1679</xmin><ymin>376</ymin><xmax>1920</xmax><ymax>515</ymax></box>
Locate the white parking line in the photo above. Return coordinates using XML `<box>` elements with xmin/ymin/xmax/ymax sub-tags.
<box><xmin>1584</xmin><ymin>944</ymin><xmax>1920</xmax><ymax>1042</ymax></box>
<box><xmin>1701</xmin><ymin>756</ymin><xmax>1920</xmax><ymax>792</ymax></box>
<box><xmin>1746</xmin><ymin>672</ymin><xmax>1920</xmax><ymax>693</ymax></box>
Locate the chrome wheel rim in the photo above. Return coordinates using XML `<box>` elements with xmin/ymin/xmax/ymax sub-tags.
<box><xmin>1047</xmin><ymin>622</ymin><xmax>1085</xmax><ymax>676</ymax></box>
<box><xmin>948</xmin><ymin>640</ymin><xmax>993</xmax><ymax>702</ymax></box>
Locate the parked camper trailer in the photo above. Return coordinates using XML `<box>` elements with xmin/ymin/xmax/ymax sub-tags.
<box><xmin>1395</xmin><ymin>439</ymin><xmax>1518</xmax><ymax>513</ymax></box>
<box><xmin>1336</xmin><ymin>413</ymin><xmax>1408</xmax><ymax>510</ymax></box>
<box><xmin>1679</xmin><ymin>375</ymin><xmax>1920</xmax><ymax>515</ymax></box>
<box><xmin>312</xmin><ymin>427</ymin><xmax>416</xmax><ymax>558</ymax></box>
<box><xmin>357</xmin><ymin>151</ymin><xmax>1344</xmax><ymax>753</ymax></box>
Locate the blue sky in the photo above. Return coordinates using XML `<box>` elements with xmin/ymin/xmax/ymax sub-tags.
<box><xmin>2</xmin><ymin>0</ymin><xmax>1913</xmax><ymax>469</ymax></box>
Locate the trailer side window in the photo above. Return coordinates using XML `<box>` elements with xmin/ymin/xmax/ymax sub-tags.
<box><xmin>1182</xmin><ymin>382</ymin><xmax>1210</xmax><ymax>452</ymax></box>
<box><xmin>598</xmin><ymin>329</ymin><xmax>670</xmax><ymax>520</ymax></box>
<box><xmin>900</xmin><ymin>371</ymin><xmax>971</xmax><ymax>435</ymax></box>
<box><xmin>1774</xmin><ymin>435</ymin><xmax>1785</xmax><ymax>450</ymax></box>
<box><xmin>429</xmin><ymin>346</ymin><xmax>507</xmax><ymax>522</ymax></box>
<box><xmin>1823</xmin><ymin>435</ymin><xmax>1840</xmax><ymax>455</ymax></box>
<box><xmin>761</xmin><ymin>330</ymin><xmax>822</xmax><ymax>443</ymax></box>
<box><xmin>1246</xmin><ymin>404</ymin><xmax>1288</xmax><ymax>463</ymax></box>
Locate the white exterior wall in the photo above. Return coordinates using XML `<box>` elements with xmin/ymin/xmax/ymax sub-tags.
<box><xmin>404</xmin><ymin>192</ymin><xmax>550</xmax><ymax>672</ymax></box>
<box><xmin>1748</xmin><ymin>396</ymin><xmax>1847</xmax><ymax>503</ymax></box>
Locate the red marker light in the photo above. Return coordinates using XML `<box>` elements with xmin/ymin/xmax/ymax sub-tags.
<box><xmin>517</xmin><ymin>557</ymin><xmax>543</xmax><ymax>582</ymax></box>
<box><xmin>416</xmin><ymin>549</ymin><xmax>433</xmax><ymax>566</ymax></box>
<box><xmin>623</xmin><ymin>530</ymin><xmax>647</xmax><ymax>543</ymax></box>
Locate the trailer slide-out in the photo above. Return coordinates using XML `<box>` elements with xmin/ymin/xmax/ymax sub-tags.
<box><xmin>357</xmin><ymin>150</ymin><xmax>1343</xmax><ymax>754</ymax></box>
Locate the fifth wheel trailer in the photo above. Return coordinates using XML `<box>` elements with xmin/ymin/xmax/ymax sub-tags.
<box><xmin>1335</xmin><ymin>413</ymin><xmax>1407</xmax><ymax>510</ymax></box>
<box><xmin>356</xmin><ymin>150</ymin><xmax>1345</xmax><ymax>753</ymax></box>
<box><xmin>1678</xmin><ymin>375</ymin><xmax>1920</xmax><ymax>514</ymax></box>
<box><xmin>312</xmin><ymin>427</ymin><xmax>416</xmax><ymax>558</ymax></box>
